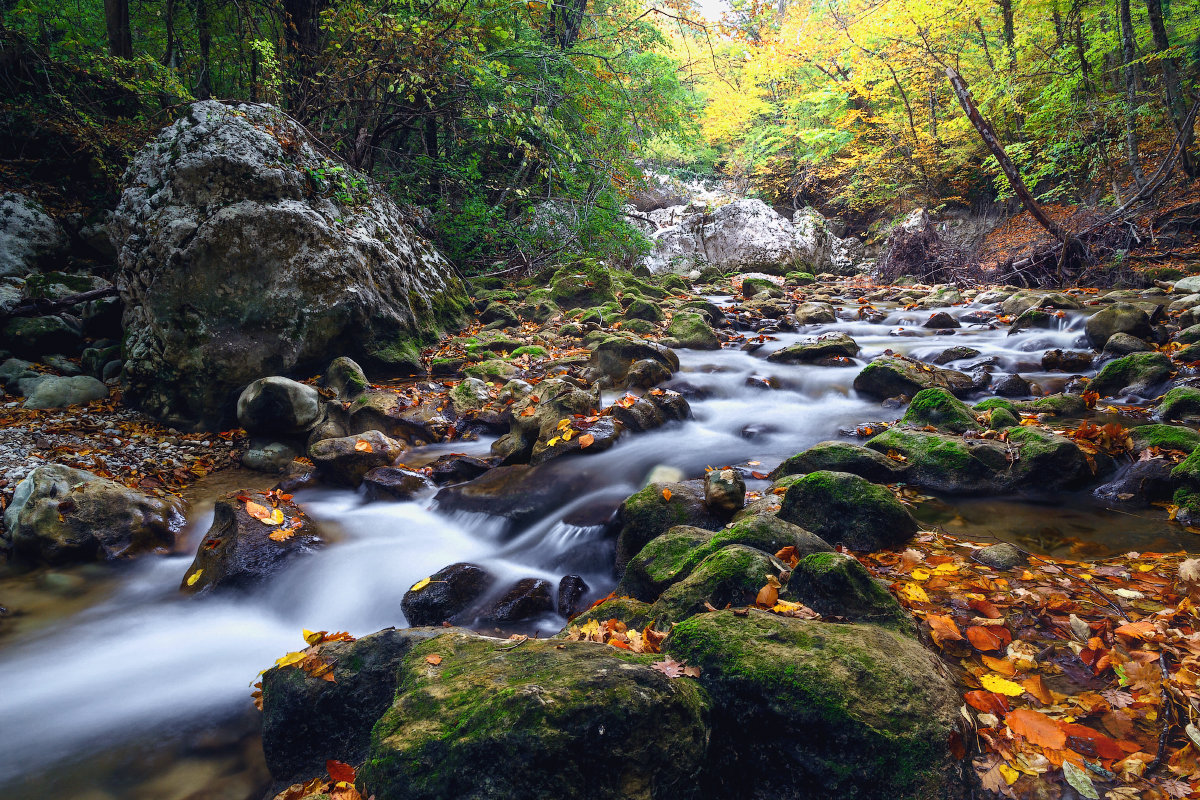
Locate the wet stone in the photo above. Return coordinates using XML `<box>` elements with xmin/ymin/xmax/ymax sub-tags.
<box><xmin>488</xmin><ymin>577</ymin><xmax>555</xmax><ymax>623</ymax></box>
<box><xmin>556</xmin><ymin>574</ymin><xmax>590</xmax><ymax>618</ymax></box>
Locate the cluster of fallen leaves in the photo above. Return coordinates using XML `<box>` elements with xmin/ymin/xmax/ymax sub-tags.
<box><xmin>859</xmin><ymin>531</ymin><xmax>1200</xmax><ymax>799</ymax></box>
<box><xmin>254</xmin><ymin>629</ymin><xmax>357</xmax><ymax>708</ymax></box>
<box><xmin>241</xmin><ymin>489</ymin><xmax>305</xmax><ymax>542</ymax></box>
<box><xmin>271</xmin><ymin>759</ymin><xmax>362</xmax><ymax>800</ymax></box>
<box><xmin>565</xmin><ymin>616</ymin><xmax>668</xmax><ymax>654</ymax></box>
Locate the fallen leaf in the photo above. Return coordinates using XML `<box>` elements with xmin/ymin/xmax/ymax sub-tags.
<box><xmin>578</xmin><ymin>433</ymin><xmax>595</xmax><ymax>448</ymax></box>
<box><xmin>410</xmin><ymin>577</ymin><xmax>431</xmax><ymax>592</ymax></box>
<box><xmin>186</xmin><ymin>569</ymin><xmax>203</xmax><ymax>586</ymax></box>
<box><xmin>662</xmin><ymin>488</ymin><xmax>672</xmax><ymax>501</ymax></box>
<box><xmin>1062</xmin><ymin>759</ymin><xmax>1099</xmax><ymax>799</ymax></box>
<box><xmin>927</xmin><ymin>614</ymin><xmax>964</xmax><ymax>648</ymax></box>
<box><xmin>980</xmin><ymin>674</ymin><xmax>1026</xmax><ymax>696</ymax></box>
<box><xmin>354</xmin><ymin>439</ymin><xmax>374</xmax><ymax>453</ymax></box>
<box><xmin>426</xmin><ymin>654</ymin><xmax>443</xmax><ymax>665</ymax></box>
<box><xmin>1006</xmin><ymin>708</ymin><xmax>1068</xmax><ymax>749</ymax></box>
<box><xmin>326</xmin><ymin>760</ymin><xmax>356</xmax><ymax>784</ymax></box>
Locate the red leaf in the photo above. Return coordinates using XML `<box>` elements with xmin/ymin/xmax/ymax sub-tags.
<box><xmin>326</xmin><ymin>760</ymin><xmax>356</xmax><ymax>783</ymax></box>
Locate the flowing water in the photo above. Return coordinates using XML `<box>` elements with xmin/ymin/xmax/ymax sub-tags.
<box><xmin>3</xmin><ymin>290</ymin><xmax>1198</xmax><ymax>799</ymax></box>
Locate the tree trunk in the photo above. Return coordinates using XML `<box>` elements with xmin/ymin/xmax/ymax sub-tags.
<box><xmin>162</xmin><ymin>0</ymin><xmax>176</xmax><ymax>67</ymax></box>
<box><xmin>1073</xmin><ymin>12</ymin><xmax>1093</xmax><ymax>95</ymax></box>
<box><xmin>195</xmin><ymin>0</ymin><xmax>212</xmax><ymax>99</ymax></box>
<box><xmin>946</xmin><ymin>67</ymin><xmax>1069</xmax><ymax>243</ymax></box>
<box><xmin>1118</xmin><ymin>0</ymin><xmax>1147</xmax><ymax>187</ymax></box>
<box><xmin>1144</xmin><ymin>0</ymin><xmax>1196</xmax><ymax>176</ymax></box>
<box><xmin>282</xmin><ymin>0</ymin><xmax>327</xmax><ymax>112</ymax></box>
<box><xmin>103</xmin><ymin>0</ymin><xmax>132</xmax><ymax>59</ymax></box>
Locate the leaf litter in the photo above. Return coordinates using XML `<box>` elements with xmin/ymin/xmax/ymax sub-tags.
<box><xmin>856</xmin><ymin>530</ymin><xmax>1200</xmax><ymax>799</ymax></box>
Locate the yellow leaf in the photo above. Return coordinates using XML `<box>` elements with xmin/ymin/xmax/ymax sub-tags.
<box><xmin>980</xmin><ymin>673</ymin><xmax>1026</xmax><ymax>696</ymax></box>
<box><xmin>546</xmin><ymin>436</ymin><xmax>561</xmax><ymax>447</ymax></box>
<box><xmin>910</xmin><ymin>568</ymin><xmax>931</xmax><ymax>581</ymax></box>
<box><xmin>303</xmin><ymin>629</ymin><xmax>324</xmax><ymax>645</ymax></box>
<box><xmin>274</xmin><ymin>651</ymin><xmax>307</xmax><ymax>668</ymax></box>
<box><xmin>898</xmin><ymin>583</ymin><xmax>929</xmax><ymax>602</ymax></box>
<box><xmin>264</xmin><ymin>507</ymin><xmax>285</xmax><ymax>526</ymax></box>
<box><xmin>562</xmin><ymin>428</ymin><xmax>574</xmax><ymax>441</ymax></box>
<box><xmin>934</xmin><ymin>562</ymin><xmax>958</xmax><ymax>574</ymax></box>
<box><xmin>410</xmin><ymin>577</ymin><xmax>431</xmax><ymax>592</ymax></box>
<box><xmin>999</xmin><ymin>764</ymin><xmax>1019</xmax><ymax>785</ymax></box>
<box><xmin>268</xmin><ymin>528</ymin><xmax>294</xmax><ymax>542</ymax></box>
<box><xmin>186</xmin><ymin>569</ymin><xmax>203</xmax><ymax>586</ymax></box>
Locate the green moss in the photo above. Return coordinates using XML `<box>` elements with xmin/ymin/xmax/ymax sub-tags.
<box><xmin>566</xmin><ymin>596</ymin><xmax>655</xmax><ymax>630</ymax></box>
<box><xmin>1028</xmin><ymin>393</ymin><xmax>1087</xmax><ymax>417</ymax></box>
<box><xmin>973</xmin><ymin>398</ymin><xmax>1017</xmax><ymax>413</ymax></box>
<box><xmin>657</xmin><ymin>274</ymin><xmax>689</xmax><ymax>294</ymax></box>
<box><xmin>463</xmin><ymin>358</ymin><xmax>518</xmax><ymax>381</ymax></box>
<box><xmin>777</xmin><ymin>470</ymin><xmax>916</xmax><ymax>551</ymax></box>
<box><xmin>1158</xmin><ymin>387</ymin><xmax>1200</xmax><ymax>420</ymax></box>
<box><xmin>987</xmin><ymin>407</ymin><xmax>1019</xmax><ymax>430</ymax></box>
<box><xmin>1130</xmin><ymin>423</ymin><xmax>1200</xmax><ymax>453</ymax></box>
<box><xmin>649</xmin><ymin>545</ymin><xmax>781</xmax><ymax>624</ymax></box>
<box><xmin>621</xmin><ymin>318</ymin><xmax>656</xmax><ymax>335</ymax></box>
<box><xmin>664</xmin><ymin>610</ymin><xmax>958</xmax><ymax>800</ymax></box>
<box><xmin>509</xmin><ymin>345</ymin><xmax>548</xmax><ymax>359</ymax></box>
<box><xmin>549</xmin><ymin>259</ymin><xmax>618</xmax><ymax>308</ymax></box>
<box><xmin>368</xmin><ymin>336</ymin><xmax>422</xmax><ymax>372</ymax></box>
<box><xmin>786</xmin><ymin>271</ymin><xmax>816</xmax><ymax>285</ymax></box>
<box><xmin>1089</xmin><ymin>352</ymin><xmax>1174</xmax><ymax>397</ymax></box>
<box><xmin>902</xmin><ymin>388</ymin><xmax>981</xmax><ymax>433</ymax></box>
<box><xmin>665</xmin><ymin>311</ymin><xmax>719</xmax><ymax>349</ymax></box>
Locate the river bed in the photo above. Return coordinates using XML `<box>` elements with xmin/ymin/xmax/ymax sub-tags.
<box><xmin>2</xmin><ymin>289</ymin><xmax>1197</xmax><ymax>799</ymax></box>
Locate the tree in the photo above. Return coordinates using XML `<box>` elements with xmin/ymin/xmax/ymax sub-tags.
<box><xmin>103</xmin><ymin>0</ymin><xmax>131</xmax><ymax>58</ymax></box>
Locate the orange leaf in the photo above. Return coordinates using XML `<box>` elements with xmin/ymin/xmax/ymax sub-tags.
<box><xmin>1006</xmin><ymin>708</ymin><xmax>1067</xmax><ymax>749</ymax></box>
<box><xmin>1022</xmin><ymin>674</ymin><xmax>1054</xmax><ymax>705</ymax></box>
<box><xmin>964</xmin><ymin>690</ymin><xmax>1009</xmax><ymax>714</ymax></box>
<box><xmin>578</xmin><ymin>433</ymin><xmax>595</xmax><ymax>448</ymax></box>
<box><xmin>968</xmin><ymin>598</ymin><xmax>1003</xmax><ymax>619</ymax></box>
<box><xmin>981</xmin><ymin>654</ymin><xmax>1016</xmax><ymax>676</ymax></box>
<box><xmin>966</xmin><ymin>625</ymin><xmax>1011</xmax><ymax>652</ymax></box>
<box><xmin>354</xmin><ymin>439</ymin><xmax>374</xmax><ymax>453</ymax></box>
<box><xmin>926</xmin><ymin>614</ymin><xmax>964</xmax><ymax>648</ymax></box>
<box><xmin>661</xmin><ymin>488</ymin><xmax>672</xmax><ymax>501</ymax></box>
<box><xmin>244</xmin><ymin>500</ymin><xmax>271</xmax><ymax>520</ymax></box>
<box><xmin>425</xmin><ymin>654</ymin><xmax>442</xmax><ymax>666</ymax></box>
<box><xmin>326</xmin><ymin>760</ymin><xmax>356</xmax><ymax>783</ymax></box>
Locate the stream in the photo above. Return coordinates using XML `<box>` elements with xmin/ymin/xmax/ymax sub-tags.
<box><xmin>3</xmin><ymin>289</ymin><xmax>1198</xmax><ymax>799</ymax></box>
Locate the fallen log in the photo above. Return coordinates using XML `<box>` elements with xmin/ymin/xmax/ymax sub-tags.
<box><xmin>2</xmin><ymin>286</ymin><xmax>118</xmax><ymax>320</ymax></box>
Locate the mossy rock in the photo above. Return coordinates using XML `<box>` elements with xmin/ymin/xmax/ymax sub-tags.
<box><xmin>1158</xmin><ymin>387</ymin><xmax>1200</xmax><ymax>421</ymax></box>
<box><xmin>619</xmin><ymin>515</ymin><xmax>832</xmax><ymax>602</ymax></box>
<box><xmin>853</xmin><ymin>355</ymin><xmax>974</xmax><ymax>399</ymax></box>
<box><xmin>1175</xmin><ymin>325</ymin><xmax>1200</xmax><ymax>346</ymax></box>
<box><xmin>1004</xmin><ymin>426</ymin><xmax>1088</xmax><ymax>487</ymax></box>
<box><xmin>741</xmin><ymin>277</ymin><xmax>777</xmax><ymax>299</ymax></box>
<box><xmin>1088</xmin><ymin>352</ymin><xmax>1174</xmax><ymax>398</ymax></box>
<box><xmin>664</xmin><ymin>610</ymin><xmax>963</xmax><ymax>800</ymax></box>
<box><xmin>549</xmin><ymin>259</ymin><xmax>618</xmax><ymax>308</ymax></box>
<box><xmin>463</xmin><ymin>358</ymin><xmax>519</xmax><ymax>381</ymax></box>
<box><xmin>360</xmin><ymin>632</ymin><xmax>711</xmax><ymax>800</ymax></box>
<box><xmin>624</xmin><ymin>297</ymin><xmax>664</xmax><ymax>322</ymax></box>
<box><xmin>986</xmin><ymin>407</ymin><xmax>1019</xmax><ymax>430</ymax></box>
<box><xmin>973</xmin><ymin>398</ymin><xmax>1018</xmax><ymax>414</ymax></box>
<box><xmin>577</xmin><ymin>301</ymin><xmax>623</xmax><ymax>326</ymax></box>
<box><xmin>367</xmin><ymin>335</ymin><xmax>423</xmax><ymax>375</ymax></box>
<box><xmin>766</xmin><ymin>333</ymin><xmax>859</xmax><ymax>364</ymax></box>
<box><xmin>865</xmin><ymin>428</ymin><xmax>1010</xmax><ymax>495</ymax></box>
<box><xmin>901</xmin><ymin>388</ymin><xmax>981</xmax><ymax>433</ymax></box>
<box><xmin>621</xmin><ymin>318</ymin><xmax>657</xmax><ymax>335</ymax></box>
<box><xmin>567</xmin><ymin>596</ymin><xmax>654</xmax><ymax>631</ymax></box>
<box><xmin>614</xmin><ymin>480</ymin><xmax>725</xmax><ymax>572</ymax></box>
<box><xmin>1171</xmin><ymin>447</ymin><xmax>1200</xmax><ymax>490</ymax></box>
<box><xmin>509</xmin><ymin>345</ymin><xmax>548</xmax><ymax>359</ymax></box>
<box><xmin>665</xmin><ymin>311</ymin><xmax>720</xmax><ymax>350</ymax></box>
<box><xmin>778</xmin><ymin>471</ymin><xmax>917</xmax><ymax>551</ymax></box>
<box><xmin>1027</xmin><ymin>393</ymin><xmax>1088</xmax><ymax>417</ymax></box>
<box><xmin>589</xmin><ymin>336</ymin><xmax>678</xmax><ymax>386</ymax></box>
<box><xmin>769</xmin><ymin>440</ymin><xmax>907</xmax><ymax>483</ymax></box>
<box><xmin>786</xmin><ymin>271</ymin><xmax>816</xmax><ymax>285</ymax></box>
<box><xmin>789</xmin><ymin>552</ymin><xmax>909</xmax><ymax>627</ymax></box>
<box><xmin>657</xmin><ymin>273</ymin><xmax>690</xmax><ymax>294</ymax></box>
<box><xmin>649</xmin><ymin>544</ymin><xmax>788</xmax><ymax>624</ymax></box>
<box><xmin>1130</xmin><ymin>423</ymin><xmax>1200</xmax><ymax>454</ymax></box>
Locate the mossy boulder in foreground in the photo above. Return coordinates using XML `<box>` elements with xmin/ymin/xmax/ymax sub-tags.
<box><xmin>664</xmin><ymin>610</ymin><xmax>963</xmax><ymax>800</ymax></box>
<box><xmin>901</xmin><ymin>387</ymin><xmax>981</xmax><ymax>433</ymax></box>
<box><xmin>359</xmin><ymin>632</ymin><xmax>711</xmax><ymax>800</ymax></box>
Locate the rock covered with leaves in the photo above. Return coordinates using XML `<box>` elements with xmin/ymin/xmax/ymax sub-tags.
<box><xmin>112</xmin><ymin>101</ymin><xmax>469</xmax><ymax>430</ymax></box>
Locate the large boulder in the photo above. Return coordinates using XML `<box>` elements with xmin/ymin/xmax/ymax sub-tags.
<box><xmin>112</xmin><ymin>101</ymin><xmax>468</xmax><ymax>429</ymax></box>
<box><xmin>614</xmin><ymin>480</ymin><xmax>727</xmax><ymax>571</ymax></box>
<box><xmin>664</xmin><ymin>610</ymin><xmax>963</xmax><ymax>800</ymax></box>
<box><xmin>641</xmin><ymin>199</ymin><xmax>856</xmax><ymax>275</ymax></box>
<box><xmin>180</xmin><ymin>490</ymin><xmax>321</xmax><ymax>593</ymax></box>
<box><xmin>358</xmin><ymin>631</ymin><xmax>711</xmax><ymax>800</ymax></box>
<box><xmin>3</xmin><ymin>464</ymin><xmax>183</xmax><ymax>564</ymax></box>
<box><xmin>308</xmin><ymin>430</ymin><xmax>406</xmax><ymax>486</ymax></box>
<box><xmin>1085</xmin><ymin>303</ymin><xmax>1153</xmax><ymax>350</ymax></box>
<box><xmin>262</xmin><ymin>628</ymin><xmax>446</xmax><ymax>785</ymax></box>
<box><xmin>769</xmin><ymin>440</ymin><xmax>908</xmax><ymax>483</ymax></box>
<box><xmin>21</xmin><ymin>375</ymin><xmax>108</xmax><ymax>409</ymax></box>
<box><xmin>1088</xmin><ymin>352</ymin><xmax>1174</xmax><ymax>398</ymax></box>
<box><xmin>0</xmin><ymin>192</ymin><xmax>68</xmax><ymax>277</ymax></box>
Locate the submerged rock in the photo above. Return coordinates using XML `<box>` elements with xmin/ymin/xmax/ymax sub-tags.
<box><xmin>766</xmin><ymin>333</ymin><xmax>859</xmax><ymax>364</ymax></box>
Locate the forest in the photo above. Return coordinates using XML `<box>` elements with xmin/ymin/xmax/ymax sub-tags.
<box><xmin>4</xmin><ymin>0</ymin><xmax>1200</xmax><ymax>799</ymax></box>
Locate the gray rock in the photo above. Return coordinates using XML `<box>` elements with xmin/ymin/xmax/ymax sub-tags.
<box><xmin>1085</xmin><ymin>303</ymin><xmax>1153</xmax><ymax>350</ymax></box>
<box><xmin>767</xmin><ymin>333</ymin><xmax>859</xmax><ymax>364</ymax></box>
<box><xmin>22</xmin><ymin>375</ymin><xmax>108</xmax><ymax>409</ymax></box>
<box><xmin>241</xmin><ymin>442</ymin><xmax>299</xmax><ymax>473</ymax></box>
<box><xmin>237</xmin><ymin>377</ymin><xmax>321</xmax><ymax>436</ymax></box>
<box><xmin>324</xmin><ymin>356</ymin><xmax>369</xmax><ymax>399</ymax></box>
<box><xmin>0</xmin><ymin>193</ymin><xmax>68</xmax><ymax>277</ymax></box>
<box><xmin>974</xmin><ymin>542</ymin><xmax>1025</xmax><ymax>570</ymax></box>
<box><xmin>1101</xmin><ymin>332</ymin><xmax>1153</xmax><ymax>358</ymax></box>
<box><xmin>4</xmin><ymin>464</ymin><xmax>183</xmax><ymax>564</ymax></box>
<box><xmin>112</xmin><ymin>101</ymin><xmax>468</xmax><ymax>430</ymax></box>
<box><xmin>704</xmin><ymin>467</ymin><xmax>746</xmax><ymax>514</ymax></box>
<box><xmin>309</xmin><ymin>430</ymin><xmax>406</xmax><ymax>486</ymax></box>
